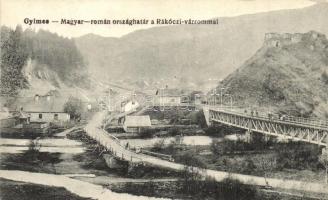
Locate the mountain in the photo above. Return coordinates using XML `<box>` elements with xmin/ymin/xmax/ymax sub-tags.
<box><xmin>218</xmin><ymin>31</ymin><xmax>328</xmax><ymax>118</ymax></box>
<box><xmin>75</xmin><ymin>3</ymin><xmax>328</xmax><ymax>90</ymax></box>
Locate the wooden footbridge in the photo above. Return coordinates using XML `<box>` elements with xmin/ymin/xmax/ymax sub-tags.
<box><xmin>203</xmin><ymin>106</ymin><xmax>328</xmax><ymax>146</ymax></box>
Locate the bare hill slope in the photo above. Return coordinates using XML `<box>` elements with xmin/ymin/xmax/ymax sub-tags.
<box><xmin>219</xmin><ymin>31</ymin><xmax>328</xmax><ymax>118</ymax></box>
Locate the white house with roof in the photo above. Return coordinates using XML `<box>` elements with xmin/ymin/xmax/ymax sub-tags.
<box><xmin>16</xmin><ymin>94</ymin><xmax>70</xmax><ymax>123</ymax></box>
<box><xmin>123</xmin><ymin>115</ymin><xmax>151</xmax><ymax>133</ymax></box>
<box><xmin>121</xmin><ymin>100</ymin><xmax>140</xmax><ymax>113</ymax></box>
<box><xmin>154</xmin><ymin>88</ymin><xmax>182</xmax><ymax>105</ymax></box>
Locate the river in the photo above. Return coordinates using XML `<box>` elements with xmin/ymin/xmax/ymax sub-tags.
<box><xmin>0</xmin><ymin>138</ymin><xmax>85</xmax><ymax>154</ymax></box>
<box><xmin>120</xmin><ymin>134</ymin><xmax>241</xmax><ymax>148</ymax></box>
<box><xmin>0</xmin><ymin>135</ymin><xmax>240</xmax><ymax>153</ymax></box>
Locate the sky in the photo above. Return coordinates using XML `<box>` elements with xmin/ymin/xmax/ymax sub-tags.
<box><xmin>0</xmin><ymin>0</ymin><xmax>323</xmax><ymax>38</ymax></box>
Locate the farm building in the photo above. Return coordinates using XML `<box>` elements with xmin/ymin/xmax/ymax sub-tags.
<box><xmin>123</xmin><ymin>115</ymin><xmax>151</xmax><ymax>133</ymax></box>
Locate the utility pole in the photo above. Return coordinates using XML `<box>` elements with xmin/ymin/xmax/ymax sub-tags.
<box><xmin>220</xmin><ymin>87</ymin><xmax>227</xmax><ymax>108</ymax></box>
<box><xmin>211</xmin><ymin>88</ymin><xmax>217</xmax><ymax>106</ymax></box>
<box><xmin>221</xmin><ymin>88</ymin><xmax>223</xmax><ymax>107</ymax></box>
<box><xmin>107</xmin><ymin>88</ymin><xmax>112</xmax><ymax>112</ymax></box>
<box><xmin>160</xmin><ymin>87</ymin><xmax>164</xmax><ymax>111</ymax></box>
<box><xmin>225</xmin><ymin>94</ymin><xmax>233</xmax><ymax>111</ymax></box>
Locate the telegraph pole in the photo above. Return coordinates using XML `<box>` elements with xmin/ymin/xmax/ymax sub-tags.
<box><xmin>220</xmin><ymin>87</ymin><xmax>228</xmax><ymax>108</ymax></box>
<box><xmin>107</xmin><ymin>88</ymin><xmax>112</xmax><ymax>112</ymax></box>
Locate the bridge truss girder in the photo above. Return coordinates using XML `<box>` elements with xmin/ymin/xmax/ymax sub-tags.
<box><xmin>209</xmin><ymin>110</ymin><xmax>328</xmax><ymax>147</ymax></box>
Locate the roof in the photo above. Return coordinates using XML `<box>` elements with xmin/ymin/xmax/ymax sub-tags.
<box><xmin>124</xmin><ymin>115</ymin><xmax>151</xmax><ymax>127</ymax></box>
<box><xmin>156</xmin><ymin>89</ymin><xmax>182</xmax><ymax>97</ymax></box>
<box><xmin>14</xmin><ymin>96</ymin><xmax>67</xmax><ymax>113</ymax></box>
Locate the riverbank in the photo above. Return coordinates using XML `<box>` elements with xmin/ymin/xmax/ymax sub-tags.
<box><xmin>145</xmin><ymin>137</ymin><xmax>328</xmax><ymax>187</ymax></box>
<box><xmin>0</xmin><ymin>178</ymin><xmax>91</xmax><ymax>200</ymax></box>
<box><xmin>0</xmin><ymin>170</ymin><xmax>168</xmax><ymax>200</ymax></box>
<box><xmin>108</xmin><ymin>178</ymin><xmax>322</xmax><ymax>200</ymax></box>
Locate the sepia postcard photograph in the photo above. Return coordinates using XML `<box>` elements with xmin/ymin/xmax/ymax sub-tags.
<box><xmin>0</xmin><ymin>0</ymin><xmax>328</xmax><ymax>199</ymax></box>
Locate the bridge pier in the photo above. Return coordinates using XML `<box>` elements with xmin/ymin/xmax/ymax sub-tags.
<box><xmin>245</xmin><ymin>130</ymin><xmax>272</xmax><ymax>144</ymax></box>
<box><xmin>202</xmin><ymin>106</ymin><xmax>211</xmax><ymax>127</ymax></box>
<box><xmin>245</xmin><ymin>129</ymin><xmax>252</xmax><ymax>143</ymax></box>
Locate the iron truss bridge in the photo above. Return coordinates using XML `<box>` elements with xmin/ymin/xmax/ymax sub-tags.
<box><xmin>205</xmin><ymin>106</ymin><xmax>328</xmax><ymax>147</ymax></box>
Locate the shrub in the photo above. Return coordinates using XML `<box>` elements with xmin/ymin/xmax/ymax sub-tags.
<box><xmin>175</xmin><ymin>151</ymin><xmax>206</xmax><ymax>168</ymax></box>
<box><xmin>204</xmin><ymin>126</ymin><xmax>225</xmax><ymax>137</ymax></box>
<box><xmin>152</xmin><ymin>138</ymin><xmax>166</xmax><ymax>151</ymax></box>
<box><xmin>167</xmin><ymin>127</ymin><xmax>180</xmax><ymax>136</ymax></box>
<box><xmin>25</xmin><ymin>140</ymin><xmax>41</xmax><ymax>162</ymax></box>
<box><xmin>216</xmin><ymin>178</ymin><xmax>258</xmax><ymax>200</ymax></box>
<box><xmin>122</xmin><ymin>182</ymin><xmax>156</xmax><ymax>196</ymax></box>
<box><xmin>179</xmin><ymin>174</ymin><xmax>258</xmax><ymax>200</ymax></box>
<box><xmin>139</xmin><ymin>128</ymin><xmax>156</xmax><ymax>138</ymax></box>
<box><xmin>321</xmin><ymin>71</ymin><xmax>328</xmax><ymax>84</ymax></box>
<box><xmin>211</xmin><ymin>133</ymin><xmax>272</xmax><ymax>155</ymax></box>
<box><xmin>179</xmin><ymin>165</ymin><xmax>203</xmax><ymax>195</ymax></box>
<box><xmin>210</xmin><ymin>138</ymin><xmax>222</xmax><ymax>154</ymax></box>
<box><xmin>241</xmin><ymin>158</ymin><xmax>257</xmax><ymax>174</ymax></box>
<box><xmin>275</xmin><ymin>142</ymin><xmax>321</xmax><ymax>170</ymax></box>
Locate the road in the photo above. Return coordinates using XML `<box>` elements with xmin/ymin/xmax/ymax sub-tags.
<box><xmin>85</xmin><ymin>111</ymin><xmax>328</xmax><ymax>195</ymax></box>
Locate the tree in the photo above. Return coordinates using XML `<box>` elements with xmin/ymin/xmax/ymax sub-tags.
<box><xmin>319</xmin><ymin>148</ymin><xmax>328</xmax><ymax>184</ymax></box>
<box><xmin>321</xmin><ymin>71</ymin><xmax>328</xmax><ymax>85</ymax></box>
<box><xmin>210</xmin><ymin>138</ymin><xmax>222</xmax><ymax>154</ymax></box>
<box><xmin>0</xmin><ymin>25</ymin><xmax>29</xmax><ymax>96</ymax></box>
<box><xmin>64</xmin><ymin>97</ymin><xmax>83</xmax><ymax>120</ymax></box>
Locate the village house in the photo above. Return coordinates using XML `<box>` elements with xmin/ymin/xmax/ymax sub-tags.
<box><xmin>154</xmin><ymin>88</ymin><xmax>182</xmax><ymax>105</ymax></box>
<box><xmin>123</xmin><ymin>115</ymin><xmax>151</xmax><ymax>133</ymax></box>
<box><xmin>15</xmin><ymin>94</ymin><xmax>70</xmax><ymax>124</ymax></box>
<box><xmin>121</xmin><ymin>100</ymin><xmax>140</xmax><ymax>113</ymax></box>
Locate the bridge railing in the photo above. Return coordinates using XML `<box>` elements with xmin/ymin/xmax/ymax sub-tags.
<box><xmin>100</xmin><ymin>128</ymin><xmax>146</xmax><ymax>163</ymax></box>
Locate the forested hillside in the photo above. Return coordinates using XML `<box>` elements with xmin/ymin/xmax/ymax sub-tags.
<box><xmin>0</xmin><ymin>25</ymin><xmax>89</xmax><ymax>96</ymax></box>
